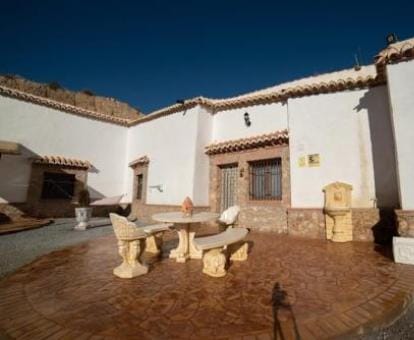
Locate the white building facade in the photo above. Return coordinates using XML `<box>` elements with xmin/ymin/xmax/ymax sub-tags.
<box><xmin>1</xmin><ymin>38</ymin><xmax>413</xmax><ymax>241</ymax></box>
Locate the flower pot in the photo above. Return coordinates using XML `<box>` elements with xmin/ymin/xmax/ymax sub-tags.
<box><xmin>74</xmin><ymin>207</ymin><xmax>92</xmax><ymax>230</ymax></box>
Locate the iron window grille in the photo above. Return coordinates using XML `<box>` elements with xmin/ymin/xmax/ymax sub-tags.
<box><xmin>249</xmin><ymin>158</ymin><xmax>282</xmax><ymax>200</ymax></box>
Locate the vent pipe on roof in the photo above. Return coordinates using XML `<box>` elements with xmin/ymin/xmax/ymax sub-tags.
<box><xmin>354</xmin><ymin>54</ymin><xmax>361</xmax><ymax>71</ymax></box>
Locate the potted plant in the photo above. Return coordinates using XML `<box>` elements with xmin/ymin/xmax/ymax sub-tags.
<box><xmin>74</xmin><ymin>189</ymin><xmax>92</xmax><ymax>230</ymax></box>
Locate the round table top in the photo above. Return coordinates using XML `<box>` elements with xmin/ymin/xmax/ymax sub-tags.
<box><xmin>152</xmin><ymin>211</ymin><xmax>219</xmax><ymax>224</ymax></box>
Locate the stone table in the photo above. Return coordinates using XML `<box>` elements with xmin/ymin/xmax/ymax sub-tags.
<box><xmin>152</xmin><ymin>212</ymin><xmax>219</xmax><ymax>263</ymax></box>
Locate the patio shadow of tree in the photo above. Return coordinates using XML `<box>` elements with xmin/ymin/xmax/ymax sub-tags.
<box><xmin>272</xmin><ymin>282</ymin><xmax>301</xmax><ymax>340</ymax></box>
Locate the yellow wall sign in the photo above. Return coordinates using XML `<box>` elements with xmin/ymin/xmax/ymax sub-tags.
<box><xmin>308</xmin><ymin>154</ymin><xmax>320</xmax><ymax>167</ymax></box>
<box><xmin>298</xmin><ymin>156</ymin><xmax>306</xmax><ymax>167</ymax></box>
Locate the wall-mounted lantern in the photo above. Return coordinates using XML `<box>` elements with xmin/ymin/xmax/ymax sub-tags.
<box><xmin>244</xmin><ymin>112</ymin><xmax>251</xmax><ymax>127</ymax></box>
<box><xmin>239</xmin><ymin>167</ymin><xmax>245</xmax><ymax>178</ymax></box>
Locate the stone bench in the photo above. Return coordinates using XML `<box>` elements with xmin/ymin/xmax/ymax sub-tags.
<box><xmin>142</xmin><ymin>223</ymin><xmax>173</xmax><ymax>255</ymax></box>
<box><xmin>128</xmin><ymin>216</ymin><xmax>173</xmax><ymax>255</ymax></box>
<box><xmin>110</xmin><ymin>213</ymin><xmax>172</xmax><ymax>278</ymax></box>
<box><xmin>193</xmin><ymin>228</ymin><xmax>249</xmax><ymax>277</ymax></box>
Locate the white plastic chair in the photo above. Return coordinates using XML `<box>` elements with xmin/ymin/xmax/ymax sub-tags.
<box><xmin>218</xmin><ymin>205</ymin><xmax>240</xmax><ymax>231</ymax></box>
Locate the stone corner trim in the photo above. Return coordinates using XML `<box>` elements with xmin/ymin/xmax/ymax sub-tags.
<box><xmin>129</xmin><ymin>155</ymin><xmax>150</xmax><ymax>168</ymax></box>
<box><xmin>205</xmin><ymin>130</ymin><xmax>289</xmax><ymax>155</ymax></box>
<box><xmin>395</xmin><ymin>209</ymin><xmax>414</xmax><ymax>237</ymax></box>
<box><xmin>0</xmin><ymin>85</ymin><xmax>131</xmax><ymax>126</ymax></box>
<box><xmin>0</xmin><ymin>140</ymin><xmax>21</xmax><ymax>155</ymax></box>
<box><xmin>32</xmin><ymin>155</ymin><xmax>91</xmax><ymax>169</ymax></box>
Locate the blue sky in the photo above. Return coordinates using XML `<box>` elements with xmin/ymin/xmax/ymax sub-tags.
<box><xmin>0</xmin><ymin>0</ymin><xmax>413</xmax><ymax>113</ymax></box>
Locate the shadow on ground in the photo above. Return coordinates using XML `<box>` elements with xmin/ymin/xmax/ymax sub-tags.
<box><xmin>272</xmin><ymin>282</ymin><xmax>301</xmax><ymax>340</ymax></box>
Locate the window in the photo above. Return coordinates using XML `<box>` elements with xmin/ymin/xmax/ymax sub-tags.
<box><xmin>136</xmin><ymin>174</ymin><xmax>144</xmax><ymax>200</ymax></box>
<box><xmin>41</xmin><ymin>172</ymin><xmax>76</xmax><ymax>199</ymax></box>
<box><xmin>249</xmin><ymin>158</ymin><xmax>282</xmax><ymax>200</ymax></box>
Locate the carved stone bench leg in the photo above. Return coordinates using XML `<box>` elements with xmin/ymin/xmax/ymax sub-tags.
<box><xmin>114</xmin><ymin>239</ymin><xmax>148</xmax><ymax>278</ymax></box>
<box><xmin>202</xmin><ymin>248</ymin><xmax>227</xmax><ymax>277</ymax></box>
<box><xmin>145</xmin><ymin>232</ymin><xmax>164</xmax><ymax>255</ymax></box>
<box><xmin>228</xmin><ymin>242</ymin><xmax>248</xmax><ymax>261</ymax></box>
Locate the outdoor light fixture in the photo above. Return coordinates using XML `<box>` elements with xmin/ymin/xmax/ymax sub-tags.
<box><xmin>244</xmin><ymin>112</ymin><xmax>251</xmax><ymax>127</ymax></box>
<box><xmin>239</xmin><ymin>168</ymin><xmax>245</xmax><ymax>178</ymax></box>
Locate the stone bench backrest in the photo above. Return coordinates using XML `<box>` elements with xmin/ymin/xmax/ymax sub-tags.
<box><xmin>110</xmin><ymin>213</ymin><xmax>147</xmax><ymax>241</ymax></box>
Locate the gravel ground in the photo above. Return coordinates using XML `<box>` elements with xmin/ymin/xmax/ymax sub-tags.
<box><xmin>1</xmin><ymin>221</ymin><xmax>414</xmax><ymax>339</ymax></box>
<box><xmin>0</xmin><ymin>218</ymin><xmax>113</xmax><ymax>278</ymax></box>
<box><xmin>359</xmin><ymin>304</ymin><xmax>414</xmax><ymax>340</ymax></box>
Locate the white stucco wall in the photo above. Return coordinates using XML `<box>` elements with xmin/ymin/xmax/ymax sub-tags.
<box><xmin>126</xmin><ymin>106</ymin><xmax>212</xmax><ymax>206</ymax></box>
<box><xmin>192</xmin><ymin>107</ymin><xmax>213</xmax><ymax>205</ymax></box>
<box><xmin>387</xmin><ymin>60</ymin><xmax>414</xmax><ymax>210</ymax></box>
<box><xmin>212</xmin><ymin>103</ymin><xmax>288</xmax><ymax>142</ymax></box>
<box><xmin>289</xmin><ymin>88</ymin><xmax>389</xmax><ymax>208</ymax></box>
<box><xmin>0</xmin><ymin>96</ymin><xmax>128</xmax><ymax>203</ymax></box>
<box><xmin>1</xmin><ymin>73</ymin><xmax>403</xmax><ymax>212</ymax></box>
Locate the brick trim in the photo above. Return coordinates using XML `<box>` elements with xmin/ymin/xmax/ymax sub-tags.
<box><xmin>205</xmin><ymin>130</ymin><xmax>288</xmax><ymax>155</ymax></box>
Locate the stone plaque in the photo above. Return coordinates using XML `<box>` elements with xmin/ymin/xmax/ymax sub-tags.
<box><xmin>393</xmin><ymin>237</ymin><xmax>414</xmax><ymax>265</ymax></box>
<box><xmin>308</xmin><ymin>154</ymin><xmax>320</xmax><ymax>167</ymax></box>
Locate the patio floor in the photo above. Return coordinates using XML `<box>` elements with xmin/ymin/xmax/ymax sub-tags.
<box><xmin>1</xmin><ymin>227</ymin><xmax>414</xmax><ymax>339</ymax></box>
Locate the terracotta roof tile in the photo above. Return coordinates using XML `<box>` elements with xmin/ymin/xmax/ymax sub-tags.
<box><xmin>130</xmin><ymin>66</ymin><xmax>383</xmax><ymax>126</ymax></box>
<box><xmin>375</xmin><ymin>38</ymin><xmax>414</xmax><ymax>65</ymax></box>
<box><xmin>32</xmin><ymin>155</ymin><xmax>91</xmax><ymax>169</ymax></box>
<box><xmin>205</xmin><ymin>130</ymin><xmax>288</xmax><ymax>155</ymax></box>
<box><xmin>5</xmin><ymin>38</ymin><xmax>413</xmax><ymax>128</ymax></box>
<box><xmin>0</xmin><ymin>85</ymin><xmax>131</xmax><ymax>126</ymax></box>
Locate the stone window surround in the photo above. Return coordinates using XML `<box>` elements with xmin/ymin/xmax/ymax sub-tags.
<box><xmin>27</xmin><ymin>164</ymin><xmax>88</xmax><ymax>205</ymax></box>
<box><xmin>208</xmin><ymin>145</ymin><xmax>291</xmax><ymax>213</ymax></box>
<box><xmin>131</xmin><ymin>163</ymin><xmax>148</xmax><ymax>205</ymax></box>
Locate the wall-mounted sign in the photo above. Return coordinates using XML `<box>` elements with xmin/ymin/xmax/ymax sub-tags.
<box><xmin>308</xmin><ymin>154</ymin><xmax>320</xmax><ymax>167</ymax></box>
<box><xmin>298</xmin><ymin>156</ymin><xmax>306</xmax><ymax>167</ymax></box>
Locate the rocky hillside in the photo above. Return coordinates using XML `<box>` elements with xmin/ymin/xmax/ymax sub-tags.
<box><xmin>0</xmin><ymin>75</ymin><xmax>142</xmax><ymax>120</ymax></box>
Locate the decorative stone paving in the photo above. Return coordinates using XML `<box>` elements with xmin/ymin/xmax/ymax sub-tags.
<box><xmin>1</xmin><ymin>228</ymin><xmax>414</xmax><ymax>339</ymax></box>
